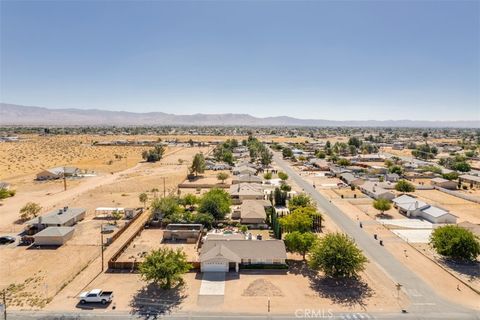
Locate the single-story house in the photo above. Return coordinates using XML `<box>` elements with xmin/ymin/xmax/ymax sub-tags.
<box><xmin>351</xmin><ymin>154</ymin><xmax>386</xmax><ymax>162</ymax></box>
<box><xmin>200</xmin><ymin>239</ymin><xmax>287</xmax><ymax>272</ymax></box>
<box><xmin>36</xmin><ymin>167</ymin><xmax>81</xmax><ymax>180</ymax></box>
<box><xmin>163</xmin><ymin>224</ymin><xmax>203</xmax><ymax>243</ymax></box>
<box><xmin>359</xmin><ymin>181</ymin><xmax>395</xmax><ymax>200</ymax></box>
<box><xmin>232</xmin><ymin>174</ymin><xmax>262</xmax><ymax>185</ymax></box>
<box><xmin>459</xmin><ymin>174</ymin><xmax>480</xmax><ymax>188</ymax></box>
<box><xmin>430</xmin><ymin>177</ymin><xmax>457</xmax><ymax>190</ymax></box>
<box><xmin>392</xmin><ymin>195</ymin><xmax>457</xmax><ymax>224</ymax></box>
<box><xmin>26</xmin><ymin>207</ymin><xmax>86</xmax><ymax>229</ymax></box>
<box><xmin>340</xmin><ymin>173</ymin><xmax>364</xmax><ymax>186</ymax></box>
<box><xmin>232</xmin><ymin>166</ymin><xmax>257</xmax><ymax>176</ymax></box>
<box><xmin>392</xmin><ymin>142</ymin><xmax>404</xmax><ymax>150</ymax></box>
<box><xmin>34</xmin><ymin>226</ymin><xmax>75</xmax><ymax>246</ymax></box>
<box><xmin>229</xmin><ymin>183</ymin><xmax>265</xmax><ymax>204</ymax></box>
<box><xmin>232</xmin><ymin>200</ymin><xmax>270</xmax><ymax>226</ymax></box>
<box><xmin>385</xmin><ymin>173</ymin><xmax>400</xmax><ymax>182</ymax></box>
<box><xmin>330</xmin><ymin>165</ymin><xmax>350</xmax><ymax>177</ymax></box>
<box><xmin>311</xmin><ymin>159</ymin><xmax>330</xmax><ymax>171</ymax></box>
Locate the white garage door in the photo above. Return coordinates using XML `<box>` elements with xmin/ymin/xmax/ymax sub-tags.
<box><xmin>202</xmin><ymin>261</ymin><xmax>229</xmax><ymax>272</ymax></box>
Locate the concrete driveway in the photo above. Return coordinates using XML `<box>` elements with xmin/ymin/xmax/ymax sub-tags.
<box><xmin>199</xmin><ymin>272</ymin><xmax>225</xmax><ymax>296</ymax></box>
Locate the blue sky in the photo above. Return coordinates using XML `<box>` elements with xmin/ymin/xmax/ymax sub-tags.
<box><xmin>1</xmin><ymin>0</ymin><xmax>478</xmax><ymax>121</ymax></box>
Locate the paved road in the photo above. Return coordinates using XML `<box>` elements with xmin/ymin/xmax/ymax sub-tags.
<box><xmin>271</xmin><ymin>152</ymin><xmax>479</xmax><ymax>318</ymax></box>
<box><xmin>4</xmin><ymin>309</ymin><xmax>480</xmax><ymax>320</ymax></box>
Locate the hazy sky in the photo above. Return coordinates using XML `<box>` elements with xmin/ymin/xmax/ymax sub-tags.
<box><xmin>1</xmin><ymin>0</ymin><xmax>479</xmax><ymax>121</ymax></box>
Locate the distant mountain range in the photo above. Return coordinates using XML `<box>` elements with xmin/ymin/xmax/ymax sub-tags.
<box><xmin>0</xmin><ymin>103</ymin><xmax>479</xmax><ymax>128</ymax></box>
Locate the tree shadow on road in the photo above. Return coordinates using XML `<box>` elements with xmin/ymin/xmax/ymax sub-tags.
<box><xmin>288</xmin><ymin>260</ymin><xmax>373</xmax><ymax>308</ymax></box>
<box><xmin>130</xmin><ymin>282</ymin><xmax>187</xmax><ymax>319</ymax></box>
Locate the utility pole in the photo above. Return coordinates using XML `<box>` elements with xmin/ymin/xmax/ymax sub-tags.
<box><xmin>100</xmin><ymin>224</ymin><xmax>104</xmax><ymax>272</ymax></box>
<box><xmin>2</xmin><ymin>289</ymin><xmax>6</xmax><ymax>320</ymax></box>
<box><xmin>63</xmin><ymin>167</ymin><xmax>67</xmax><ymax>191</ymax></box>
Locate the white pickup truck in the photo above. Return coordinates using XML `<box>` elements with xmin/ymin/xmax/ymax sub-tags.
<box><xmin>78</xmin><ymin>289</ymin><xmax>113</xmax><ymax>305</ymax></box>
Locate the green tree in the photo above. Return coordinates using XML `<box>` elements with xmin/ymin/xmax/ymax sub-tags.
<box><xmin>0</xmin><ymin>188</ymin><xmax>14</xmax><ymax>200</ymax></box>
<box><xmin>372</xmin><ymin>198</ymin><xmax>392</xmax><ymax>215</ymax></box>
<box><xmin>452</xmin><ymin>161</ymin><xmax>471</xmax><ymax>172</ymax></box>
<box><xmin>111</xmin><ymin>210</ymin><xmax>123</xmax><ymax>224</ymax></box>
<box><xmin>388</xmin><ymin>165</ymin><xmax>404</xmax><ymax>175</ymax></box>
<box><xmin>309</xmin><ymin>232</ymin><xmax>368</xmax><ymax>278</ymax></box>
<box><xmin>279</xmin><ymin>210</ymin><xmax>312</xmax><ymax>233</ymax></box>
<box><xmin>198</xmin><ymin>188</ymin><xmax>231</xmax><ymax>220</ymax></box>
<box><xmin>19</xmin><ymin>202</ymin><xmax>42</xmax><ymax>221</ymax></box>
<box><xmin>278</xmin><ymin>171</ymin><xmax>289</xmax><ymax>181</ymax></box>
<box><xmin>280</xmin><ymin>183</ymin><xmax>291</xmax><ymax>192</ymax></box>
<box><xmin>142</xmin><ymin>145</ymin><xmax>165</xmax><ymax>162</ymax></box>
<box><xmin>395</xmin><ymin>179</ymin><xmax>416</xmax><ymax>193</ymax></box>
<box><xmin>183</xmin><ymin>194</ymin><xmax>198</xmax><ymax>209</ymax></box>
<box><xmin>348</xmin><ymin>136</ymin><xmax>361</xmax><ymax>148</ymax></box>
<box><xmin>193</xmin><ymin>213</ymin><xmax>214</xmax><ymax>228</ymax></box>
<box><xmin>216</xmin><ymin>172</ymin><xmax>229</xmax><ymax>184</ymax></box>
<box><xmin>240</xmin><ymin>225</ymin><xmax>248</xmax><ymax>233</ymax></box>
<box><xmin>284</xmin><ymin>231</ymin><xmax>317</xmax><ymax>260</ymax></box>
<box><xmin>139</xmin><ymin>192</ymin><xmax>148</xmax><ymax>208</ymax></box>
<box><xmin>337</xmin><ymin>158</ymin><xmax>350</xmax><ymax>167</ymax></box>
<box><xmin>190</xmin><ymin>153</ymin><xmax>206</xmax><ymax>177</ymax></box>
<box><xmin>273</xmin><ymin>187</ymin><xmax>287</xmax><ymax>206</ymax></box>
<box><xmin>315</xmin><ymin>150</ymin><xmax>326</xmax><ymax>159</ymax></box>
<box><xmin>282</xmin><ymin>148</ymin><xmax>293</xmax><ymax>158</ymax></box>
<box><xmin>151</xmin><ymin>196</ymin><xmax>183</xmax><ymax>219</ymax></box>
<box><xmin>430</xmin><ymin>225</ymin><xmax>480</xmax><ymax>261</ymax></box>
<box><xmin>139</xmin><ymin>248</ymin><xmax>192</xmax><ymax>289</ymax></box>
<box><xmin>288</xmin><ymin>194</ymin><xmax>313</xmax><ymax>211</ymax></box>
<box><xmin>260</xmin><ymin>149</ymin><xmax>273</xmax><ymax>166</ymax></box>
<box><xmin>442</xmin><ymin>172</ymin><xmax>459</xmax><ymax>181</ymax></box>
<box><xmin>263</xmin><ymin>172</ymin><xmax>273</xmax><ymax>180</ymax></box>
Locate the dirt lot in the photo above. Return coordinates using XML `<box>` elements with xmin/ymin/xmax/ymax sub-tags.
<box><xmin>0</xmin><ymin>143</ymin><xmax>210</xmax><ymax>310</ymax></box>
<box><xmin>414</xmin><ymin>190</ymin><xmax>480</xmax><ymax>224</ymax></box>
<box><xmin>117</xmin><ymin>229</ymin><xmax>199</xmax><ymax>262</ymax></box>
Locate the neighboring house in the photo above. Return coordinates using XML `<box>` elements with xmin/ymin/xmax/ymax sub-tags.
<box><xmin>232</xmin><ymin>166</ymin><xmax>257</xmax><ymax>176</ymax></box>
<box><xmin>459</xmin><ymin>174</ymin><xmax>480</xmax><ymax>188</ymax></box>
<box><xmin>430</xmin><ymin>177</ymin><xmax>457</xmax><ymax>190</ymax></box>
<box><xmin>330</xmin><ymin>166</ymin><xmax>350</xmax><ymax>177</ymax></box>
<box><xmin>36</xmin><ymin>167</ymin><xmax>81</xmax><ymax>180</ymax></box>
<box><xmin>34</xmin><ymin>226</ymin><xmax>75</xmax><ymax>246</ymax></box>
<box><xmin>232</xmin><ymin>174</ymin><xmax>262</xmax><ymax>185</ymax></box>
<box><xmin>200</xmin><ymin>239</ymin><xmax>287</xmax><ymax>272</ymax></box>
<box><xmin>392</xmin><ymin>195</ymin><xmax>457</xmax><ymax>224</ymax></box>
<box><xmin>351</xmin><ymin>154</ymin><xmax>386</xmax><ymax>162</ymax></box>
<box><xmin>392</xmin><ymin>142</ymin><xmax>405</xmax><ymax>150</ymax></box>
<box><xmin>232</xmin><ymin>200</ymin><xmax>270</xmax><ymax>226</ymax></box>
<box><xmin>359</xmin><ymin>181</ymin><xmax>395</xmax><ymax>200</ymax></box>
<box><xmin>229</xmin><ymin>183</ymin><xmax>265</xmax><ymax>204</ymax></box>
<box><xmin>385</xmin><ymin>173</ymin><xmax>400</xmax><ymax>182</ymax></box>
<box><xmin>311</xmin><ymin>159</ymin><xmax>330</xmax><ymax>171</ymax></box>
<box><xmin>26</xmin><ymin>207</ymin><xmax>86</xmax><ymax>229</ymax></box>
<box><xmin>340</xmin><ymin>173</ymin><xmax>364</xmax><ymax>186</ymax></box>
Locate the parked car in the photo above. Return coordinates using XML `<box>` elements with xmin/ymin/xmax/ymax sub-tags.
<box><xmin>0</xmin><ymin>236</ymin><xmax>15</xmax><ymax>244</ymax></box>
<box><xmin>78</xmin><ymin>289</ymin><xmax>113</xmax><ymax>305</ymax></box>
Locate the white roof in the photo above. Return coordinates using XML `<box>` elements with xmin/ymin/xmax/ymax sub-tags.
<box><xmin>34</xmin><ymin>226</ymin><xmax>75</xmax><ymax>237</ymax></box>
<box><xmin>95</xmin><ymin>207</ymin><xmax>125</xmax><ymax>212</ymax></box>
<box><xmin>421</xmin><ymin>206</ymin><xmax>455</xmax><ymax>218</ymax></box>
